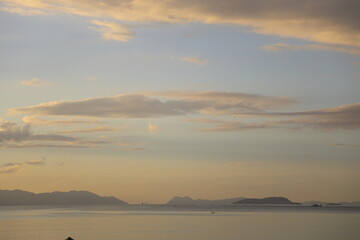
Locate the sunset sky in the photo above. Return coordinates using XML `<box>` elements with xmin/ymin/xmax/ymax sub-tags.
<box><xmin>1</xmin><ymin>0</ymin><xmax>359</xmax><ymax>204</ymax></box>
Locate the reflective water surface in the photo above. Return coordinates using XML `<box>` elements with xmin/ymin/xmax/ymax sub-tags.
<box><xmin>0</xmin><ymin>205</ymin><xmax>359</xmax><ymax>240</ymax></box>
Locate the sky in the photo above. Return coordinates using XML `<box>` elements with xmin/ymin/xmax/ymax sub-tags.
<box><xmin>0</xmin><ymin>0</ymin><xmax>359</xmax><ymax>204</ymax></box>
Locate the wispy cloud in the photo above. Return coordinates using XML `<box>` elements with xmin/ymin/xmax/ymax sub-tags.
<box><xmin>1</xmin><ymin>6</ymin><xmax>47</xmax><ymax>16</ymax></box>
<box><xmin>0</xmin><ymin>120</ymin><xmax>110</xmax><ymax>148</ymax></box>
<box><xmin>22</xmin><ymin>116</ymin><xmax>104</xmax><ymax>125</ymax></box>
<box><xmin>7</xmin><ymin>91</ymin><xmax>360</xmax><ymax>131</ymax></box>
<box><xmin>2</xmin><ymin>0</ymin><xmax>359</xmax><ymax>47</ymax></box>
<box><xmin>0</xmin><ymin>162</ymin><xmax>23</xmax><ymax>174</ymax></box>
<box><xmin>1</xmin><ymin>143</ymin><xmax>100</xmax><ymax>148</ymax></box>
<box><xmin>331</xmin><ymin>143</ymin><xmax>360</xmax><ymax>148</ymax></box>
<box><xmin>181</xmin><ymin>57</ymin><xmax>208</xmax><ymax>65</ymax></box>
<box><xmin>91</xmin><ymin>20</ymin><xmax>134</xmax><ymax>42</ymax></box>
<box><xmin>26</xmin><ymin>157</ymin><xmax>46</xmax><ymax>165</ymax></box>
<box><xmin>10</xmin><ymin>91</ymin><xmax>295</xmax><ymax>118</ymax></box>
<box><xmin>117</xmin><ymin>137</ymin><xmax>146</xmax><ymax>151</ymax></box>
<box><xmin>148</xmin><ymin>123</ymin><xmax>159</xmax><ymax>133</ymax></box>
<box><xmin>1</xmin><ymin>157</ymin><xmax>47</xmax><ymax>174</ymax></box>
<box><xmin>199</xmin><ymin>102</ymin><xmax>360</xmax><ymax>131</ymax></box>
<box><xmin>20</xmin><ymin>78</ymin><xmax>53</xmax><ymax>87</ymax></box>
<box><xmin>57</xmin><ymin>127</ymin><xmax>119</xmax><ymax>134</ymax></box>
<box><xmin>261</xmin><ymin>43</ymin><xmax>360</xmax><ymax>55</ymax></box>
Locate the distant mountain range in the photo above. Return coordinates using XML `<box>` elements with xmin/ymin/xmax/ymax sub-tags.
<box><xmin>0</xmin><ymin>190</ymin><xmax>127</xmax><ymax>205</ymax></box>
<box><xmin>2</xmin><ymin>190</ymin><xmax>359</xmax><ymax>206</ymax></box>
<box><xmin>166</xmin><ymin>196</ymin><xmax>246</xmax><ymax>205</ymax></box>
<box><xmin>233</xmin><ymin>197</ymin><xmax>297</xmax><ymax>204</ymax></box>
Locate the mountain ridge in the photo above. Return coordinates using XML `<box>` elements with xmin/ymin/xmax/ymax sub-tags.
<box><xmin>0</xmin><ymin>189</ymin><xmax>127</xmax><ymax>205</ymax></box>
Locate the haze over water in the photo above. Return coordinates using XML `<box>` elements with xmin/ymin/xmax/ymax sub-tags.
<box><xmin>1</xmin><ymin>205</ymin><xmax>360</xmax><ymax>240</ymax></box>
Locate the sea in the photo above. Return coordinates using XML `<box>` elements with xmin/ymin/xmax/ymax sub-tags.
<box><xmin>0</xmin><ymin>204</ymin><xmax>359</xmax><ymax>240</ymax></box>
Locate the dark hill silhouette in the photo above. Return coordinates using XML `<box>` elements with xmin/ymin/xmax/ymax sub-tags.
<box><xmin>233</xmin><ymin>197</ymin><xmax>295</xmax><ymax>204</ymax></box>
<box><xmin>166</xmin><ymin>196</ymin><xmax>246</xmax><ymax>205</ymax></box>
<box><xmin>0</xmin><ymin>189</ymin><xmax>127</xmax><ymax>205</ymax></box>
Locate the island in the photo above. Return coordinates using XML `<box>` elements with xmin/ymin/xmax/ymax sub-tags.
<box><xmin>166</xmin><ymin>196</ymin><xmax>246</xmax><ymax>205</ymax></box>
<box><xmin>233</xmin><ymin>197</ymin><xmax>296</xmax><ymax>204</ymax></box>
<box><xmin>0</xmin><ymin>189</ymin><xmax>127</xmax><ymax>205</ymax></box>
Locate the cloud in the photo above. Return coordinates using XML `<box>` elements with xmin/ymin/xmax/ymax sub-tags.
<box><xmin>148</xmin><ymin>123</ymin><xmax>159</xmax><ymax>133</ymax></box>
<box><xmin>10</xmin><ymin>91</ymin><xmax>296</xmax><ymax>118</ymax></box>
<box><xmin>91</xmin><ymin>20</ymin><xmax>134</xmax><ymax>42</ymax></box>
<box><xmin>0</xmin><ymin>121</ymin><xmax>31</xmax><ymax>142</ymax></box>
<box><xmin>57</xmin><ymin>127</ymin><xmax>119</xmax><ymax>134</ymax></box>
<box><xmin>181</xmin><ymin>57</ymin><xmax>208</xmax><ymax>65</ymax></box>
<box><xmin>1</xmin><ymin>143</ymin><xmax>99</xmax><ymax>148</ymax></box>
<box><xmin>20</xmin><ymin>78</ymin><xmax>53</xmax><ymax>87</ymax></box>
<box><xmin>200</xmin><ymin>102</ymin><xmax>360</xmax><ymax>131</ymax></box>
<box><xmin>144</xmin><ymin>90</ymin><xmax>296</xmax><ymax>113</ymax></box>
<box><xmin>261</xmin><ymin>43</ymin><xmax>360</xmax><ymax>55</ymax></box>
<box><xmin>126</xmin><ymin>147</ymin><xmax>144</xmax><ymax>151</ymax></box>
<box><xmin>331</xmin><ymin>143</ymin><xmax>360</xmax><ymax>148</ymax></box>
<box><xmin>0</xmin><ymin>120</ymin><xmax>110</xmax><ymax>148</ymax></box>
<box><xmin>199</xmin><ymin>120</ymin><xmax>275</xmax><ymax>132</ymax></box>
<box><xmin>26</xmin><ymin>157</ymin><xmax>46</xmax><ymax>165</ymax></box>
<box><xmin>0</xmin><ymin>162</ymin><xmax>23</xmax><ymax>174</ymax></box>
<box><xmin>1</xmin><ymin>158</ymin><xmax>47</xmax><ymax>174</ymax></box>
<box><xmin>2</xmin><ymin>0</ymin><xmax>360</xmax><ymax>47</ymax></box>
<box><xmin>22</xmin><ymin>116</ymin><xmax>104</xmax><ymax>125</ymax></box>
<box><xmin>55</xmin><ymin>162</ymin><xmax>65</xmax><ymax>167</ymax></box>
<box><xmin>1</xmin><ymin>6</ymin><xmax>47</xmax><ymax>16</ymax></box>
<box><xmin>117</xmin><ymin>137</ymin><xmax>146</xmax><ymax>151</ymax></box>
<box><xmin>7</xmin><ymin>91</ymin><xmax>359</xmax><ymax>132</ymax></box>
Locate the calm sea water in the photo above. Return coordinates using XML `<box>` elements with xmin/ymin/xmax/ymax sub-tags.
<box><xmin>0</xmin><ymin>205</ymin><xmax>359</xmax><ymax>240</ymax></box>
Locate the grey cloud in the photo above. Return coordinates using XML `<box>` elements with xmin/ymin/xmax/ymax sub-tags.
<box><xmin>261</xmin><ymin>43</ymin><xmax>360</xmax><ymax>55</ymax></box>
<box><xmin>144</xmin><ymin>90</ymin><xmax>296</xmax><ymax>111</ymax></box>
<box><xmin>30</xmin><ymin>134</ymin><xmax>78</xmax><ymax>142</ymax></box>
<box><xmin>26</xmin><ymin>157</ymin><xmax>46</xmax><ymax>165</ymax></box>
<box><xmin>1</xmin><ymin>158</ymin><xmax>47</xmax><ymax>174</ymax></box>
<box><xmin>200</xmin><ymin>121</ymin><xmax>275</xmax><ymax>132</ymax></box>
<box><xmin>22</xmin><ymin>116</ymin><xmax>104</xmax><ymax>125</ymax></box>
<box><xmin>240</xmin><ymin>102</ymin><xmax>360</xmax><ymax>129</ymax></box>
<box><xmin>0</xmin><ymin>120</ymin><xmax>110</xmax><ymax>148</ymax></box>
<box><xmin>117</xmin><ymin>136</ymin><xmax>147</xmax><ymax>151</ymax></box>
<box><xmin>2</xmin><ymin>0</ymin><xmax>360</xmax><ymax>47</ymax></box>
<box><xmin>7</xmin><ymin>93</ymin><xmax>359</xmax><ymax>132</ymax></box>
<box><xmin>57</xmin><ymin>127</ymin><xmax>119</xmax><ymax>134</ymax></box>
<box><xmin>10</xmin><ymin>92</ymin><xmax>295</xmax><ymax>118</ymax></box>
<box><xmin>332</xmin><ymin>144</ymin><xmax>360</xmax><ymax>148</ymax></box>
<box><xmin>200</xmin><ymin>102</ymin><xmax>360</xmax><ymax>131</ymax></box>
<box><xmin>0</xmin><ymin>121</ymin><xmax>31</xmax><ymax>142</ymax></box>
<box><xmin>0</xmin><ymin>120</ymin><xmax>78</xmax><ymax>143</ymax></box>
<box><xmin>126</xmin><ymin>147</ymin><xmax>144</xmax><ymax>151</ymax></box>
<box><xmin>0</xmin><ymin>143</ymin><xmax>99</xmax><ymax>148</ymax></box>
<box><xmin>0</xmin><ymin>162</ymin><xmax>23</xmax><ymax>174</ymax></box>
<box><xmin>11</xmin><ymin>95</ymin><xmax>204</xmax><ymax>117</ymax></box>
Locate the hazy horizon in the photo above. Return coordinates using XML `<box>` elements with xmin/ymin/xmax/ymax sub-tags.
<box><xmin>1</xmin><ymin>0</ymin><xmax>360</xmax><ymax>204</ymax></box>
<box><xmin>1</xmin><ymin>188</ymin><xmax>359</xmax><ymax>205</ymax></box>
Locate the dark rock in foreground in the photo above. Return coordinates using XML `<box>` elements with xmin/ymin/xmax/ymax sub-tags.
<box><xmin>233</xmin><ymin>197</ymin><xmax>295</xmax><ymax>204</ymax></box>
<box><xmin>0</xmin><ymin>189</ymin><xmax>127</xmax><ymax>205</ymax></box>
